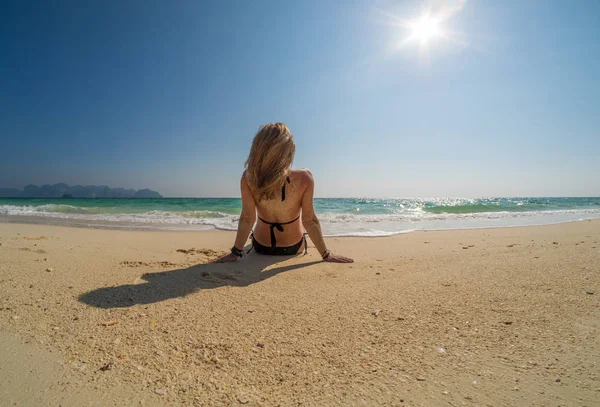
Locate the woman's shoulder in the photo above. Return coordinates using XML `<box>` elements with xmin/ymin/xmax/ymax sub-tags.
<box><xmin>290</xmin><ymin>168</ymin><xmax>314</xmax><ymax>184</ymax></box>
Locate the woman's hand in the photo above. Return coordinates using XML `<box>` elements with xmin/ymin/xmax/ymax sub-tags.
<box><xmin>323</xmin><ymin>252</ymin><xmax>354</xmax><ymax>263</ymax></box>
<box><xmin>212</xmin><ymin>253</ymin><xmax>239</xmax><ymax>263</ymax></box>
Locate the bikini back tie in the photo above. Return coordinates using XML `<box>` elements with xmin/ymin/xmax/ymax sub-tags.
<box><xmin>257</xmin><ymin>214</ymin><xmax>300</xmax><ymax>248</ymax></box>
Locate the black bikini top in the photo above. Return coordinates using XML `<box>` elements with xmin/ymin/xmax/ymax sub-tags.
<box><xmin>257</xmin><ymin>176</ymin><xmax>299</xmax><ymax>248</ymax></box>
<box><xmin>281</xmin><ymin>176</ymin><xmax>290</xmax><ymax>201</ymax></box>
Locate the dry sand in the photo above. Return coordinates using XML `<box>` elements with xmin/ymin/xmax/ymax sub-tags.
<box><xmin>0</xmin><ymin>220</ymin><xmax>599</xmax><ymax>406</ymax></box>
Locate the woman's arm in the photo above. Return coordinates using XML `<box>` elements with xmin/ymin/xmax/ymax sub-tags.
<box><xmin>234</xmin><ymin>173</ymin><xmax>257</xmax><ymax>249</ymax></box>
<box><xmin>214</xmin><ymin>173</ymin><xmax>256</xmax><ymax>263</ymax></box>
<box><xmin>301</xmin><ymin>170</ymin><xmax>353</xmax><ymax>263</ymax></box>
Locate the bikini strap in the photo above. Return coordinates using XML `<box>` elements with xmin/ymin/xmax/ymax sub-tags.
<box><xmin>257</xmin><ymin>214</ymin><xmax>300</xmax><ymax>248</ymax></box>
<box><xmin>281</xmin><ymin>176</ymin><xmax>291</xmax><ymax>201</ymax></box>
<box><xmin>303</xmin><ymin>232</ymin><xmax>308</xmax><ymax>255</ymax></box>
<box><xmin>257</xmin><ymin>214</ymin><xmax>299</xmax><ymax>227</ymax></box>
<box><xmin>247</xmin><ymin>231</ymin><xmax>255</xmax><ymax>254</ymax></box>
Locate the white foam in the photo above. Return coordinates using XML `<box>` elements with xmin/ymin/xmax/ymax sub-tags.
<box><xmin>0</xmin><ymin>205</ymin><xmax>240</xmax><ymax>231</ymax></box>
<box><xmin>1</xmin><ymin>204</ymin><xmax>600</xmax><ymax>235</ymax></box>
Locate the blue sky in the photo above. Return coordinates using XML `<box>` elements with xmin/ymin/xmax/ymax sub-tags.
<box><xmin>1</xmin><ymin>0</ymin><xmax>598</xmax><ymax>197</ymax></box>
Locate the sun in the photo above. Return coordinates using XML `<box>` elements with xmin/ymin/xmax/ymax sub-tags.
<box><xmin>378</xmin><ymin>3</ymin><xmax>468</xmax><ymax>59</ymax></box>
<box><xmin>407</xmin><ymin>14</ymin><xmax>440</xmax><ymax>44</ymax></box>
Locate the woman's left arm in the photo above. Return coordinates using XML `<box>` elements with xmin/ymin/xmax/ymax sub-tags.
<box><xmin>234</xmin><ymin>173</ymin><xmax>256</xmax><ymax>249</ymax></box>
<box><xmin>214</xmin><ymin>173</ymin><xmax>256</xmax><ymax>263</ymax></box>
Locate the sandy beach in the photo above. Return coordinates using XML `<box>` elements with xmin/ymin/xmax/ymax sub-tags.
<box><xmin>0</xmin><ymin>220</ymin><xmax>598</xmax><ymax>406</ymax></box>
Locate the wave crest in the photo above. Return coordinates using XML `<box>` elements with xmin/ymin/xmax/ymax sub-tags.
<box><xmin>2</xmin><ymin>199</ymin><xmax>600</xmax><ymax>235</ymax></box>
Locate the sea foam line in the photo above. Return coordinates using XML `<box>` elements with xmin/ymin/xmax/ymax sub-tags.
<box><xmin>2</xmin><ymin>204</ymin><xmax>600</xmax><ymax>235</ymax></box>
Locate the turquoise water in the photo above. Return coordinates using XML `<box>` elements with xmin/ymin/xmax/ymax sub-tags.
<box><xmin>1</xmin><ymin>197</ymin><xmax>599</xmax><ymax>235</ymax></box>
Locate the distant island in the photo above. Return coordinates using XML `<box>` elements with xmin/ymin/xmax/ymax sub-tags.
<box><xmin>0</xmin><ymin>183</ymin><xmax>162</xmax><ymax>198</ymax></box>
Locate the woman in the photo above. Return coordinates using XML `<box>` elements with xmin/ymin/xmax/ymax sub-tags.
<box><xmin>215</xmin><ymin>123</ymin><xmax>354</xmax><ymax>263</ymax></box>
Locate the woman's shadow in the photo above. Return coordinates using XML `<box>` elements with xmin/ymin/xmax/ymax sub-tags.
<box><xmin>79</xmin><ymin>252</ymin><xmax>321</xmax><ymax>309</ymax></box>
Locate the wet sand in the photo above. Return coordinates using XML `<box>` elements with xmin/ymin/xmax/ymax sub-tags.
<box><xmin>0</xmin><ymin>220</ymin><xmax>599</xmax><ymax>406</ymax></box>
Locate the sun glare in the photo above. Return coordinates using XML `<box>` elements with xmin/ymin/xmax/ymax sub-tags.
<box><xmin>409</xmin><ymin>15</ymin><xmax>440</xmax><ymax>44</ymax></box>
<box><xmin>379</xmin><ymin>2</ymin><xmax>468</xmax><ymax>59</ymax></box>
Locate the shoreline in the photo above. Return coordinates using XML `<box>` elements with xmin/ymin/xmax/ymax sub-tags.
<box><xmin>2</xmin><ymin>213</ymin><xmax>600</xmax><ymax>236</ymax></box>
<box><xmin>3</xmin><ymin>196</ymin><xmax>600</xmax><ymax>237</ymax></box>
<box><xmin>1</xmin><ymin>220</ymin><xmax>599</xmax><ymax>405</ymax></box>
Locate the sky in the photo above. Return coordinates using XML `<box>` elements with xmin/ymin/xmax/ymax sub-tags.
<box><xmin>1</xmin><ymin>0</ymin><xmax>599</xmax><ymax>197</ymax></box>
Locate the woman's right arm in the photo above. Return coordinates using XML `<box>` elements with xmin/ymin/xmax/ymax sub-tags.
<box><xmin>301</xmin><ymin>170</ymin><xmax>353</xmax><ymax>263</ymax></box>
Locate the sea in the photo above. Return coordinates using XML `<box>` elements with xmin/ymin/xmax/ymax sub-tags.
<box><xmin>1</xmin><ymin>197</ymin><xmax>599</xmax><ymax>236</ymax></box>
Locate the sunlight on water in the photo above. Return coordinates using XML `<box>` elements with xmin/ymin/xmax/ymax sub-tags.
<box><xmin>1</xmin><ymin>197</ymin><xmax>599</xmax><ymax>236</ymax></box>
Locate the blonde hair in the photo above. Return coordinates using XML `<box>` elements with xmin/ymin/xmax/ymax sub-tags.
<box><xmin>245</xmin><ymin>123</ymin><xmax>295</xmax><ymax>201</ymax></box>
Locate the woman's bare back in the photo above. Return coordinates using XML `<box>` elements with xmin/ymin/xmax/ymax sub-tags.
<box><xmin>251</xmin><ymin>169</ymin><xmax>309</xmax><ymax>247</ymax></box>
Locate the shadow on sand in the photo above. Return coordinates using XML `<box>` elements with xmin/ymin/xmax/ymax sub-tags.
<box><xmin>79</xmin><ymin>253</ymin><xmax>321</xmax><ymax>309</ymax></box>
